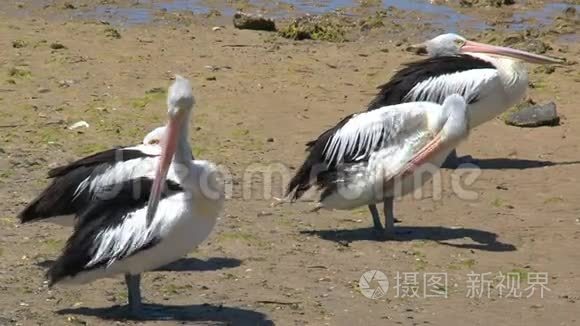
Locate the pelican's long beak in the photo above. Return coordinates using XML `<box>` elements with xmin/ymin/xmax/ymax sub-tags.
<box><xmin>145</xmin><ymin>111</ymin><xmax>185</xmax><ymax>225</ymax></box>
<box><xmin>461</xmin><ymin>40</ymin><xmax>564</xmax><ymax>64</ymax></box>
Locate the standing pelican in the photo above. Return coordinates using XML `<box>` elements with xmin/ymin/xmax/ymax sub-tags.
<box><xmin>20</xmin><ymin>76</ymin><xmax>224</xmax><ymax>317</ymax></box>
<box><xmin>360</xmin><ymin>33</ymin><xmax>563</xmax><ymax>231</ymax></box>
<box><xmin>287</xmin><ymin>95</ymin><xmax>469</xmax><ymax>236</ymax></box>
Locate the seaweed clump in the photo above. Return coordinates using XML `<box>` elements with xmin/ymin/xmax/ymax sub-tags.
<box><xmin>279</xmin><ymin>14</ymin><xmax>352</xmax><ymax>42</ymax></box>
<box><xmin>459</xmin><ymin>0</ymin><xmax>515</xmax><ymax>7</ymax></box>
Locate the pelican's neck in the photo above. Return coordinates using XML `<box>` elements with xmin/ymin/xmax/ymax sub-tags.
<box><xmin>494</xmin><ymin>58</ymin><xmax>527</xmax><ymax>87</ymax></box>
<box><xmin>472</xmin><ymin>53</ymin><xmax>529</xmax><ymax>106</ymax></box>
<box><xmin>173</xmin><ymin>111</ymin><xmax>193</xmax><ymax>166</ymax></box>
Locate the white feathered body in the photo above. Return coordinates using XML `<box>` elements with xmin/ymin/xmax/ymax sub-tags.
<box><xmin>319</xmin><ymin>102</ymin><xmax>461</xmax><ymax>210</ymax></box>
<box><xmin>57</xmin><ymin>160</ymin><xmax>224</xmax><ymax>285</ymax></box>
<box><xmin>404</xmin><ymin>56</ymin><xmax>528</xmax><ymax>129</ymax></box>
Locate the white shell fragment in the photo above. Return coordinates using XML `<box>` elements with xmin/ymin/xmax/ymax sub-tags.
<box><xmin>68</xmin><ymin>120</ymin><xmax>90</xmax><ymax>130</ymax></box>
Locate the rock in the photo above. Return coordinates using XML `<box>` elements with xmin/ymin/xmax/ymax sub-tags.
<box><xmin>50</xmin><ymin>42</ymin><xmax>66</xmax><ymax>50</ymax></box>
<box><xmin>212</xmin><ymin>26</ymin><xmax>222</xmax><ymax>31</ymax></box>
<box><xmin>233</xmin><ymin>12</ymin><xmax>276</xmax><ymax>31</ymax></box>
<box><xmin>503</xmin><ymin>101</ymin><xmax>560</xmax><ymax>127</ymax></box>
<box><xmin>37</xmin><ymin>87</ymin><xmax>50</xmax><ymax>93</ymax></box>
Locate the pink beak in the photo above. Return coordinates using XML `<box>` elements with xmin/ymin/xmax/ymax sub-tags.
<box><xmin>461</xmin><ymin>40</ymin><xmax>564</xmax><ymax>64</ymax></box>
<box><xmin>145</xmin><ymin>112</ymin><xmax>184</xmax><ymax>225</ymax></box>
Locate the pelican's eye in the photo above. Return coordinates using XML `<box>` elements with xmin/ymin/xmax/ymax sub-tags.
<box><xmin>148</xmin><ymin>139</ymin><xmax>160</xmax><ymax>145</ymax></box>
<box><xmin>454</xmin><ymin>39</ymin><xmax>466</xmax><ymax>47</ymax></box>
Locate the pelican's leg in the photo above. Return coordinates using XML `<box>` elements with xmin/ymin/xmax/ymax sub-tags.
<box><xmin>125</xmin><ymin>274</ymin><xmax>143</xmax><ymax>315</ymax></box>
<box><xmin>383</xmin><ymin>196</ymin><xmax>395</xmax><ymax>235</ymax></box>
<box><xmin>124</xmin><ymin>273</ymin><xmax>171</xmax><ymax>320</ymax></box>
<box><xmin>368</xmin><ymin>204</ymin><xmax>383</xmax><ymax>230</ymax></box>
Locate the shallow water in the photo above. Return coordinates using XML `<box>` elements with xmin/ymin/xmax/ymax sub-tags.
<box><xmin>512</xmin><ymin>3</ymin><xmax>578</xmax><ymax>29</ymax></box>
<box><xmin>82</xmin><ymin>0</ymin><xmax>578</xmax><ymax>35</ymax></box>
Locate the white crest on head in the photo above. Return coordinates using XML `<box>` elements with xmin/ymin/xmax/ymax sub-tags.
<box><xmin>167</xmin><ymin>75</ymin><xmax>195</xmax><ymax>116</ymax></box>
<box><xmin>425</xmin><ymin>33</ymin><xmax>467</xmax><ymax>57</ymax></box>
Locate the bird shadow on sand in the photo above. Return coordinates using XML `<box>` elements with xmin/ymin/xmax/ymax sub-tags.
<box><xmin>36</xmin><ymin>257</ymin><xmax>241</xmax><ymax>272</ymax></box>
<box><xmin>301</xmin><ymin>226</ymin><xmax>515</xmax><ymax>252</ymax></box>
<box><xmin>57</xmin><ymin>303</ymin><xmax>274</xmax><ymax>325</ymax></box>
<box><xmin>453</xmin><ymin>157</ymin><xmax>580</xmax><ymax>170</ymax></box>
<box><xmin>155</xmin><ymin>257</ymin><xmax>241</xmax><ymax>272</ymax></box>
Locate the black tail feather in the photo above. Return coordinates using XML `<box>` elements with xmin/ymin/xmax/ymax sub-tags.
<box><xmin>287</xmin><ymin>114</ymin><xmax>356</xmax><ymax>201</ymax></box>
<box><xmin>286</xmin><ymin>163</ymin><xmax>314</xmax><ymax>201</ymax></box>
<box><xmin>18</xmin><ymin>166</ymin><xmax>95</xmax><ymax>223</ymax></box>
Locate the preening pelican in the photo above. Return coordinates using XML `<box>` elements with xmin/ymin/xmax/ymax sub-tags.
<box><xmin>287</xmin><ymin>94</ymin><xmax>469</xmax><ymax>236</ymax></box>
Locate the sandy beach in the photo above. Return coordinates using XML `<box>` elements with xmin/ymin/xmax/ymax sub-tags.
<box><xmin>0</xmin><ymin>0</ymin><xmax>579</xmax><ymax>325</ymax></box>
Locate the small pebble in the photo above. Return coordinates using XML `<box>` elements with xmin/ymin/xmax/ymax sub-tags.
<box><xmin>58</xmin><ymin>80</ymin><xmax>75</xmax><ymax>88</ymax></box>
<box><xmin>50</xmin><ymin>42</ymin><xmax>66</xmax><ymax>50</ymax></box>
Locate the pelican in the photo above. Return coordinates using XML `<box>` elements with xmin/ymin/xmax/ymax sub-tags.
<box><xmin>17</xmin><ymin>126</ymin><xmax>180</xmax><ymax>227</ymax></box>
<box><xmin>287</xmin><ymin>94</ymin><xmax>469</xmax><ymax>236</ymax></box>
<box><xmin>19</xmin><ymin>76</ymin><xmax>224</xmax><ymax>317</ymax></box>
<box><xmin>361</xmin><ymin>33</ymin><xmax>563</xmax><ymax>231</ymax></box>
